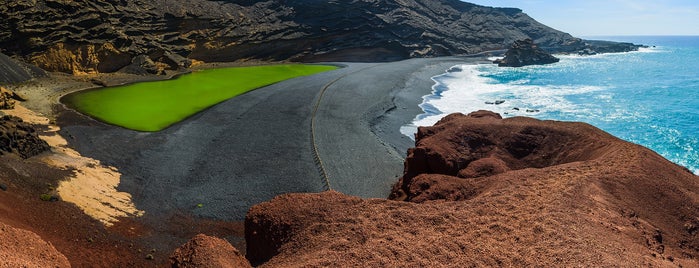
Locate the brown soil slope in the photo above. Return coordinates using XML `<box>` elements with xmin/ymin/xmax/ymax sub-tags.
<box><xmin>246</xmin><ymin>111</ymin><xmax>699</xmax><ymax>267</ymax></box>
<box><xmin>170</xmin><ymin>234</ymin><xmax>251</xmax><ymax>268</ymax></box>
<box><xmin>0</xmin><ymin>222</ymin><xmax>70</xmax><ymax>268</ymax></box>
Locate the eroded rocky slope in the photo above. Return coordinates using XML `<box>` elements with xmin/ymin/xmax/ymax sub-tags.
<box><xmin>1</xmin><ymin>0</ymin><xmax>619</xmax><ymax>74</ymax></box>
<box><xmin>240</xmin><ymin>111</ymin><xmax>699</xmax><ymax>267</ymax></box>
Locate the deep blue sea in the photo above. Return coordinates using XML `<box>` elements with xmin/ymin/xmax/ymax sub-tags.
<box><xmin>402</xmin><ymin>36</ymin><xmax>699</xmax><ymax>174</ymax></box>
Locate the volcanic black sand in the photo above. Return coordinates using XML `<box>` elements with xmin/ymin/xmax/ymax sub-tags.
<box><xmin>55</xmin><ymin>57</ymin><xmax>490</xmax><ymax>224</ymax></box>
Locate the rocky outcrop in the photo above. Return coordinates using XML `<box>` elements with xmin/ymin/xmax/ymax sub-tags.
<box><xmin>0</xmin><ymin>115</ymin><xmax>50</xmax><ymax>159</ymax></box>
<box><xmin>0</xmin><ymin>222</ymin><xmax>71</xmax><ymax>268</ymax></box>
<box><xmin>0</xmin><ymin>87</ymin><xmax>23</xmax><ymax>110</ymax></box>
<box><xmin>28</xmin><ymin>42</ymin><xmax>132</xmax><ymax>74</ymax></box>
<box><xmin>244</xmin><ymin>111</ymin><xmax>699</xmax><ymax>267</ymax></box>
<box><xmin>576</xmin><ymin>40</ymin><xmax>646</xmax><ymax>55</ymax></box>
<box><xmin>170</xmin><ymin>234</ymin><xmax>251</xmax><ymax>268</ymax></box>
<box><xmin>0</xmin><ymin>0</ymin><xmax>634</xmax><ymax>73</ymax></box>
<box><xmin>494</xmin><ymin>39</ymin><xmax>560</xmax><ymax>67</ymax></box>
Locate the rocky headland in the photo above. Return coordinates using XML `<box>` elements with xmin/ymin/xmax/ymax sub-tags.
<box><xmin>240</xmin><ymin>111</ymin><xmax>699</xmax><ymax>267</ymax></box>
<box><xmin>493</xmin><ymin>38</ymin><xmax>560</xmax><ymax>67</ymax></box>
<box><xmin>1</xmin><ymin>0</ymin><xmax>640</xmax><ymax>75</ymax></box>
<box><xmin>0</xmin><ymin>0</ymin><xmax>667</xmax><ymax>266</ymax></box>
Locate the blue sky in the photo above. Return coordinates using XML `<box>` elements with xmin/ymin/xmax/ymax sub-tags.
<box><xmin>464</xmin><ymin>0</ymin><xmax>699</xmax><ymax>36</ymax></box>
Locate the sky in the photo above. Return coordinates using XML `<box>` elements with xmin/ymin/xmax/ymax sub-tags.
<box><xmin>463</xmin><ymin>0</ymin><xmax>699</xmax><ymax>36</ymax></box>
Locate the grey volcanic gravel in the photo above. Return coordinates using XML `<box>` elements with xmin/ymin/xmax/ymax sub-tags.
<box><xmin>57</xmin><ymin>57</ymin><xmax>484</xmax><ymax>221</ymax></box>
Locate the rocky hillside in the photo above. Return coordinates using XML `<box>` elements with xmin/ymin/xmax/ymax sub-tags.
<box><xmin>1</xmin><ymin>0</ymin><xmax>611</xmax><ymax>74</ymax></box>
<box><xmin>240</xmin><ymin>111</ymin><xmax>699</xmax><ymax>267</ymax></box>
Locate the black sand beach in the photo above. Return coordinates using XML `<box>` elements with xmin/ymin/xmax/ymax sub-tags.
<box><xmin>55</xmin><ymin>57</ymin><xmax>489</xmax><ymax>222</ymax></box>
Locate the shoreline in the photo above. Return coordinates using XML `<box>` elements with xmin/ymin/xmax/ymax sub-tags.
<box><xmin>3</xmin><ymin>56</ymin><xmax>494</xmax><ymax>224</ymax></box>
<box><xmin>1</xmin><ymin>56</ymin><xmax>490</xmax><ymax>265</ymax></box>
<box><xmin>50</xmin><ymin>57</ymin><xmax>491</xmax><ymax>221</ymax></box>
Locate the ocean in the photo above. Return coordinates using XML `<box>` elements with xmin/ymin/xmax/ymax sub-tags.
<box><xmin>402</xmin><ymin>36</ymin><xmax>699</xmax><ymax>174</ymax></box>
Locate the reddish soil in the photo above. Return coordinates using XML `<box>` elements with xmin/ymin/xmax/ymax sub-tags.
<box><xmin>245</xmin><ymin>111</ymin><xmax>699</xmax><ymax>267</ymax></box>
<box><xmin>170</xmin><ymin>234</ymin><xmax>251</xmax><ymax>267</ymax></box>
<box><xmin>0</xmin><ymin>153</ymin><xmax>244</xmax><ymax>267</ymax></box>
<box><xmin>0</xmin><ymin>222</ymin><xmax>70</xmax><ymax>267</ymax></box>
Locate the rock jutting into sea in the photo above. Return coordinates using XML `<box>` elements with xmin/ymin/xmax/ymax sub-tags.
<box><xmin>494</xmin><ymin>38</ymin><xmax>560</xmax><ymax>67</ymax></box>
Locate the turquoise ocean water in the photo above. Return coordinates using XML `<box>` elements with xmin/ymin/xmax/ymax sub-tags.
<box><xmin>402</xmin><ymin>36</ymin><xmax>699</xmax><ymax>174</ymax></box>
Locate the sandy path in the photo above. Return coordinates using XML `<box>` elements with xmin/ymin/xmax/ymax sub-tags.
<box><xmin>2</xmin><ymin>104</ymin><xmax>143</xmax><ymax>226</ymax></box>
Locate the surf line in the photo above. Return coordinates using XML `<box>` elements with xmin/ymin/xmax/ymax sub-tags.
<box><xmin>311</xmin><ymin>64</ymin><xmax>380</xmax><ymax>191</ymax></box>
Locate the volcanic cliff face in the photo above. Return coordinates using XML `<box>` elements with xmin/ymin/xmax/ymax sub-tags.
<box><xmin>241</xmin><ymin>111</ymin><xmax>699</xmax><ymax>267</ymax></box>
<box><xmin>1</xmin><ymin>0</ymin><xmax>593</xmax><ymax>74</ymax></box>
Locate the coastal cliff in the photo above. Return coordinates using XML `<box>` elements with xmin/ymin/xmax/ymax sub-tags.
<box><xmin>1</xmin><ymin>0</ymin><xmax>629</xmax><ymax>74</ymax></box>
<box><xmin>239</xmin><ymin>111</ymin><xmax>699</xmax><ymax>267</ymax></box>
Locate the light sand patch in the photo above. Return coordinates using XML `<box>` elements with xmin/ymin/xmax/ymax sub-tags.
<box><xmin>2</xmin><ymin>104</ymin><xmax>144</xmax><ymax>226</ymax></box>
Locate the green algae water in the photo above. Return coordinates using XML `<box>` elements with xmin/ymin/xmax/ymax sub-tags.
<box><xmin>63</xmin><ymin>64</ymin><xmax>337</xmax><ymax>131</ymax></box>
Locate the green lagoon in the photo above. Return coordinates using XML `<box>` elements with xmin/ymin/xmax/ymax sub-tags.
<box><xmin>63</xmin><ymin>64</ymin><xmax>337</xmax><ymax>131</ymax></box>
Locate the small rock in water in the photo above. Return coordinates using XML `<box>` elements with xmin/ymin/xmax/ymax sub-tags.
<box><xmin>513</xmin><ymin>107</ymin><xmax>520</xmax><ymax>111</ymax></box>
<box><xmin>526</xmin><ymin>109</ymin><xmax>540</xmax><ymax>113</ymax></box>
<box><xmin>495</xmin><ymin>100</ymin><xmax>505</xmax><ymax>105</ymax></box>
<box><xmin>485</xmin><ymin>101</ymin><xmax>494</xmax><ymax>105</ymax></box>
<box><xmin>447</xmin><ymin>66</ymin><xmax>462</xmax><ymax>73</ymax></box>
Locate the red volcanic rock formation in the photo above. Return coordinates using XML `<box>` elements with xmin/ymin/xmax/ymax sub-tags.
<box><xmin>245</xmin><ymin>111</ymin><xmax>699</xmax><ymax>267</ymax></box>
<box><xmin>0</xmin><ymin>222</ymin><xmax>71</xmax><ymax>267</ymax></box>
<box><xmin>170</xmin><ymin>234</ymin><xmax>251</xmax><ymax>268</ymax></box>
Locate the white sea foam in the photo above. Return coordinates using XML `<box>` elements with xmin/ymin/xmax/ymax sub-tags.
<box><xmin>401</xmin><ymin>64</ymin><xmax>608</xmax><ymax>139</ymax></box>
<box><xmin>487</xmin><ymin>56</ymin><xmax>503</xmax><ymax>61</ymax></box>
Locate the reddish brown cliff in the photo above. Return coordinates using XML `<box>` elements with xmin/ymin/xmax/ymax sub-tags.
<box><xmin>244</xmin><ymin>111</ymin><xmax>699</xmax><ymax>267</ymax></box>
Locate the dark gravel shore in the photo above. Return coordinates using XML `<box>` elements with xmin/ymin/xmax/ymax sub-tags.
<box><xmin>56</xmin><ymin>57</ymin><xmax>489</xmax><ymax>222</ymax></box>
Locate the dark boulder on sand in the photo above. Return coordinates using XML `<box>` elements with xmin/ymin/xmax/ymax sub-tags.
<box><xmin>0</xmin><ymin>115</ymin><xmax>50</xmax><ymax>159</ymax></box>
<box><xmin>242</xmin><ymin>110</ymin><xmax>699</xmax><ymax>267</ymax></box>
<box><xmin>494</xmin><ymin>38</ymin><xmax>560</xmax><ymax>67</ymax></box>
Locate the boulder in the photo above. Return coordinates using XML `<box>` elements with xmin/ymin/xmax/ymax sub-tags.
<box><xmin>494</xmin><ymin>38</ymin><xmax>560</xmax><ymax>67</ymax></box>
<box><xmin>0</xmin><ymin>87</ymin><xmax>23</xmax><ymax>110</ymax></box>
<box><xmin>120</xmin><ymin>55</ymin><xmax>161</xmax><ymax>75</ymax></box>
<box><xmin>0</xmin><ymin>115</ymin><xmax>50</xmax><ymax>159</ymax></box>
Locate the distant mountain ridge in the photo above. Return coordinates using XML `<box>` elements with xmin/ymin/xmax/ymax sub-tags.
<box><xmin>0</xmin><ymin>0</ymin><xmax>637</xmax><ymax>74</ymax></box>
